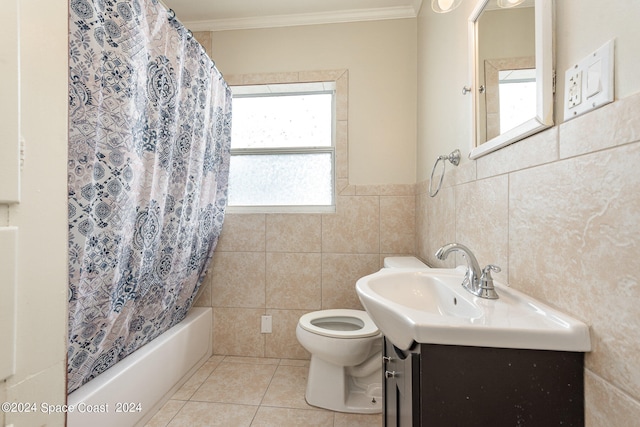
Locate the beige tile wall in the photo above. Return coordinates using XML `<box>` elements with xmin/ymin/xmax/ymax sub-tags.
<box><xmin>197</xmin><ymin>189</ymin><xmax>415</xmax><ymax>360</ymax></box>
<box><xmin>194</xmin><ymin>68</ymin><xmax>416</xmax><ymax>360</ymax></box>
<box><xmin>416</xmin><ymin>92</ymin><xmax>640</xmax><ymax>424</ymax></box>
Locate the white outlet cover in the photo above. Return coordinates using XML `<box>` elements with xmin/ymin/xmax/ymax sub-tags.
<box><xmin>566</xmin><ymin>69</ymin><xmax>582</xmax><ymax>109</ymax></box>
<box><xmin>261</xmin><ymin>315</ymin><xmax>272</xmax><ymax>333</ymax></box>
<box><xmin>563</xmin><ymin>39</ymin><xmax>614</xmax><ymax>122</ymax></box>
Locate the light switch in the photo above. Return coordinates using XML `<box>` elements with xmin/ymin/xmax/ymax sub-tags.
<box><xmin>0</xmin><ymin>226</ymin><xmax>18</xmax><ymax>381</ymax></box>
<box><xmin>563</xmin><ymin>39</ymin><xmax>614</xmax><ymax>121</ymax></box>
<box><xmin>586</xmin><ymin>59</ymin><xmax>602</xmax><ymax>98</ymax></box>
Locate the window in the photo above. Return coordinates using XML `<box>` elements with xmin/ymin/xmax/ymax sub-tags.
<box><xmin>498</xmin><ymin>68</ymin><xmax>536</xmax><ymax>133</ymax></box>
<box><xmin>228</xmin><ymin>82</ymin><xmax>336</xmax><ymax>212</ymax></box>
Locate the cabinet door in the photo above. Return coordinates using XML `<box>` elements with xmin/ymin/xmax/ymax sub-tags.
<box><xmin>383</xmin><ymin>337</ymin><xmax>420</xmax><ymax>427</ymax></box>
<box><xmin>419</xmin><ymin>344</ymin><xmax>584</xmax><ymax>426</ymax></box>
<box><xmin>383</xmin><ymin>337</ymin><xmax>399</xmax><ymax>427</ymax></box>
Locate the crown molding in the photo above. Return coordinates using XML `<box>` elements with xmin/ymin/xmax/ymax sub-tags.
<box><xmin>183</xmin><ymin>6</ymin><xmax>419</xmax><ymax>32</ymax></box>
<box><xmin>412</xmin><ymin>0</ymin><xmax>425</xmax><ymax>14</ymax></box>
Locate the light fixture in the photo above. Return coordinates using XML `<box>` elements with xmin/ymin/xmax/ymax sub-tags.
<box><xmin>431</xmin><ymin>0</ymin><xmax>463</xmax><ymax>13</ymax></box>
<box><xmin>497</xmin><ymin>0</ymin><xmax>526</xmax><ymax>8</ymax></box>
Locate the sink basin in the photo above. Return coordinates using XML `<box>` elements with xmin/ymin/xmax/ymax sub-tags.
<box><xmin>367</xmin><ymin>269</ymin><xmax>482</xmax><ymax>319</ymax></box>
<box><xmin>356</xmin><ymin>267</ymin><xmax>591</xmax><ymax>352</ymax></box>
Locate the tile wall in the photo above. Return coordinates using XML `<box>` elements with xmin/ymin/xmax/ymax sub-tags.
<box><xmin>194</xmin><ymin>68</ymin><xmax>415</xmax><ymax>360</ymax></box>
<box><xmin>416</xmin><ymin>92</ymin><xmax>640</xmax><ymax>424</ymax></box>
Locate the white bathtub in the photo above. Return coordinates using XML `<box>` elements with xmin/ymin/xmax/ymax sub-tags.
<box><xmin>67</xmin><ymin>307</ymin><xmax>212</xmax><ymax>427</ymax></box>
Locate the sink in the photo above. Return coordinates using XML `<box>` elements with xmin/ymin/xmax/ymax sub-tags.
<box><xmin>356</xmin><ymin>267</ymin><xmax>591</xmax><ymax>352</ymax></box>
<box><xmin>366</xmin><ymin>269</ymin><xmax>482</xmax><ymax>319</ymax></box>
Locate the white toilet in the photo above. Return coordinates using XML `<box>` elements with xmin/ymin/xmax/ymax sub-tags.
<box><xmin>296</xmin><ymin>256</ymin><xmax>428</xmax><ymax>414</ymax></box>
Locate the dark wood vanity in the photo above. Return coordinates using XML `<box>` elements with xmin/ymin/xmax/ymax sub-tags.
<box><xmin>383</xmin><ymin>336</ymin><xmax>585</xmax><ymax>426</ymax></box>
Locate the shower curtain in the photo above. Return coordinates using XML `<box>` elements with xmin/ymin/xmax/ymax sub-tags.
<box><xmin>67</xmin><ymin>0</ymin><xmax>231</xmax><ymax>393</ymax></box>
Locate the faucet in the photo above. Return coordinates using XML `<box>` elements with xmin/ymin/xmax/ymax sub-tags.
<box><xmin>435</xmin><ymin>243</ymin><xmax>500</xmax><ymax>299</ymax></box>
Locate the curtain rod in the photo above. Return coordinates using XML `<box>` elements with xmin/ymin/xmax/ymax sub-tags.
<box><xmin>153</xmin><ymin>0</ymin><xmax>227</xmax><ymax>83</ymax></box>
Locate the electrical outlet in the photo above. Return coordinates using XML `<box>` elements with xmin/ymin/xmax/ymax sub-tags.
<box><xmin>563</xmin><ymin>39</ymin><xmax>614</xmax><ymax>121</ymax></box>
<box><xmin>566</xmin><ymin>69</ymin><xmax>582</xmax><ymax>109</ymax></box>
<box><xmin>261</xmin><ymin>315</ymin><xmax>272</xmax><ymax>333</ymax></box>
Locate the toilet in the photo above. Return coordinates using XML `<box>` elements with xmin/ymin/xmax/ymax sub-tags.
<box><xmin>296</xmin><ymin>256</ymin><xmax>428</xmax><ymax>413</ymax></box>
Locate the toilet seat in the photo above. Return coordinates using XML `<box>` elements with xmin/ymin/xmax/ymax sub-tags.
<box><xmin>299</xmin><ymin>309</ymin><xmax>379</xmax><ymax>339</ymax></box>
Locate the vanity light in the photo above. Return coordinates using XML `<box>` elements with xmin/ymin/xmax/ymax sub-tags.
<box><xmin>431</xmin><ymin>0</ymin><xmax>463</xmax><ymax>13</ymax></box>
<box><xmin>497</xmin><ymin>0</ymin><xmax>526</xmax><ymax>8</ymax></box>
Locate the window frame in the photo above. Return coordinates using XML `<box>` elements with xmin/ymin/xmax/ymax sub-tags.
<box><xmin>227</xmin><ymin>82</ymin><xmax>337</xmax><ymax>213</ymax></box>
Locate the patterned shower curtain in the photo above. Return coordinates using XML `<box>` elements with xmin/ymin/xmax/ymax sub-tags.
<box><xmin>67</xmin><ymin>0</ymin><xmax>231</xmax><ymax>393</ymax></box>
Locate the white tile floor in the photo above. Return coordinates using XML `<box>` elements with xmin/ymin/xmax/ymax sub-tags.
<box><xmin>144</xmin><ymin>355</ymin><xmax>383</xmax><ymax>427</ymax></box>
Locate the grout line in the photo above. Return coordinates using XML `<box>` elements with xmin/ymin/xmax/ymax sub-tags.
<box><xmin>165</xmin><ymin>399</ymin><xmax>187</xmax><ymax>427</ymax></box>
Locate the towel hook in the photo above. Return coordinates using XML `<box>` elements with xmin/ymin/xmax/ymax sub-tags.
<box><xmin>428</xmin><ymin>149</ymin><xmax>460</xmax><ymax>197</ymax></box>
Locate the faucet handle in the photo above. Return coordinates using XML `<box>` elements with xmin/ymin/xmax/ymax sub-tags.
<box><xmin>478</xmin><ymin>264</ymin><xmax>501</xmax><ymax>299</ymax></box>
<box><xmin>482</xmin><ymin>264</ymin><xmax>501</xmax><ymax>275</ymax></box>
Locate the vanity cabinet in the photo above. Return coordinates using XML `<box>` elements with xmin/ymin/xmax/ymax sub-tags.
<box><xmin>383</xmin><ymin>337</ymin><xmax>585</xmax><ymax>426</ymax></box>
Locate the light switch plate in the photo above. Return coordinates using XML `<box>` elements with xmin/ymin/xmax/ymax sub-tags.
<box><xmin>563</xmin><ymin>39</ymin><xmax>614</xmax><ymax>121</ymax></box>
<box><xmin>0</xmin><ymin>227</ymin><xmax>18</xmax><ymax>380</ymax></box>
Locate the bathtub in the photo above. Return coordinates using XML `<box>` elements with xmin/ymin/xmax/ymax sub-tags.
<box><xmin>67</xmin><ymin>307</ymin><xmax>212</xmax><ymax>427</ymax></box>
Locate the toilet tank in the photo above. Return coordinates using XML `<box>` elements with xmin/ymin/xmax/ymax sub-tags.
<box><xmin>383</xmin><ymin>256</ymin><xmax>428</xmax><ymax>269</ymax></box>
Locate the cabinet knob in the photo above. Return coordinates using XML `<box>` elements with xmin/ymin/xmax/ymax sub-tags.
<box><xmin>383</xmin><ymin>356</ymin><xmax>392</xmax><ymax>363</ymax></box>
<box><xmin>385</xmin><ymin>370</ymin><xmax>397</xmax><ymax>379</ymax></box>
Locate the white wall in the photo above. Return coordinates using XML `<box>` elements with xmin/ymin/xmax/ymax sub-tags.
<box><xmin>555</xmin><ymin>0</ymin><xmax>640</xmax><ymax>109</ymax></box>
<box><xmin>208</xmin><ymin>20</ymin><xmax>418</xmax><ymax>185</ymax></box>
<box><xmin>0</xmin><ymin>0</ymin><xmax>68</xmax><ymax>426</ymax></box>
<box><xmin>417</xmin><ymin>4</ymin><xmax>472</xmax><ymax>180</ymax></box>
<box><xmin>417</xmin><ymin>0</ymin><xmax>640</xmax><ymax>179</ymax></box>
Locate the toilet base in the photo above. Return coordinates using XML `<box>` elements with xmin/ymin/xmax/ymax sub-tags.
<box><xmin>305</xmin><ymin>356</ymin><xmax>382</xmax><ymax>414</ymax></box>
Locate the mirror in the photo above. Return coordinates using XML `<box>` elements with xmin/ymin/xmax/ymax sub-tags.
<box><xmin>468</xmin><ymin>0</ymin><xmax>554</xmax><ymax>159</ymax></box>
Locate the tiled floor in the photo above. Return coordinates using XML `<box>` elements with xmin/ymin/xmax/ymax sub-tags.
<box><xmin>145</xmin><ymin>356</ymin><xmax>383</xmax><ymax>427</ymax></box>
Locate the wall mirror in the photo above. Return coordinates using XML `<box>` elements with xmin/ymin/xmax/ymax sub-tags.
<box><xmin>468</xmin><ymin>0</ymin><xmax>554</xmax><ymax>159</ymax></box>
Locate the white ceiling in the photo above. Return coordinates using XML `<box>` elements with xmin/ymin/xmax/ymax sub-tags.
<box><xmin>161</xmin><ymin>0</ymin><xmax>424</xmax><ymax>31</ymax></box>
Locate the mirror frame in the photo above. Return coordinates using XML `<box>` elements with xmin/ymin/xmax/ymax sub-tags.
<box><xmin>468</xmin><ymin>0</ymin><xmax>554</xmax><ymax>160</ymax></box>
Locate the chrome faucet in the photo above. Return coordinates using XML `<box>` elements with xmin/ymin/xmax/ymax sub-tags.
<box><xmin>435</xmin><ymin>243</ymin><xmax>500</xmax><ymax>299</ymax></box>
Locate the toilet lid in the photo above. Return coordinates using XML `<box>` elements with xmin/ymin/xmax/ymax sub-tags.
<box><xmin>298</xmin><ymin>309</ymin><xmax>379</xmax><ymax>339</ymax></box>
